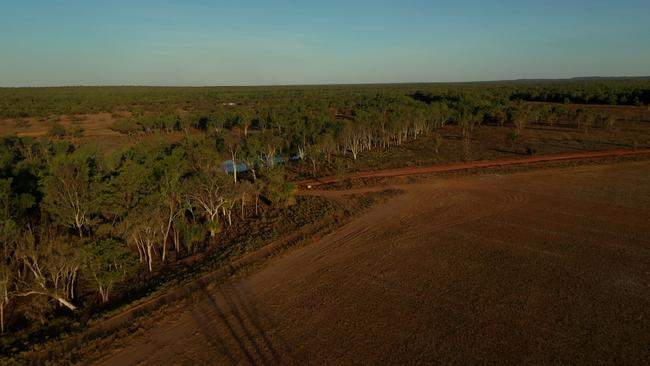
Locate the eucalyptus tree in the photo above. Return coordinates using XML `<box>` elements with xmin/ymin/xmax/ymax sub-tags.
<box><xmin>240</xmin><ymin>134</ymin><xmax>262</xmax><ymax>181</ymax></box>
<box><xmin>97</xmin><ymin>158</ymin><xmax>151</xmax><ymax>237</ymax></box>
<box><xmin>0</xmin><ymin>258</ymin><xmax>12</xmax><ymax>333</ymax></box>
<box><xmin>220</xmin><ymin>182</ymin><xmax>238</xmax><ymax>227</ymax></box>
<box><xmin>264</xmin><ymin>168</ymin><xmax>297</xmax><ymax>208</ymax></box>
<box><xmin>179</xmin><ymin>221</ymin><xmax>206</xmax><ymax>254</ymax></box>
<box><xmin>187</xmin><ymin>169</ymin><xmax>231</xmax><ymax>236</ymax></box>
<box><xmin>42</xmin><ymin>151</ymin><xmax>98</xmax><ymax>238</ymax></box>
<box><xmin>239</xmin><ymin>108</ymin><xmax>253</xmax><ymax>136</ymax></box>
<box><xmin>510</xmin><ymin>106</ymin><xmax>530</xmax><ymax>137</ymax></box>
<box><xmin>128</xmin><ymin>217</ymin><xmax>158</xmax><ymax>272</ymax></box>
<box><xmin>430</xmin><ymin>102</ymin><xmax>450</xmax><ymax>129</ymax></box>
<box><xmin>259</xmin><ymin>130</ymin><xmax>283</xmax><ymax>168</ymax></box>
<box><xmin>0</xmin><ymin>180</ymin><xmax>19</xmax><ymax>333</ymax></box>
<box><xmin>154</xmin><ymin>148</ymin><xmax>188</xmax><ymax>261</ymax></box>
<box><xmin>342</xmin><ymin>121</ymin><xmax>364</xmax><ymax>160</ymax></box>
<box><xmin>15</xmin><ymin>228</ymin><xmax>81</xmax><ymax>311</ymax></box>
<box><xmin>224</xmin><ymin>130</ymin><xmax>242</xmax><ymax>183</ymax></box>
<box><xmin>237</xmin><ymin>180</ymin><xmax>254</xmax><ymax>220</ymax></box>
<box><xmin>84</xmin><ymin>237</ymin><xmax>136</xmax><ymax>303</ymax></box>
<box><xmin>183</xmin><ymin>135</ymin><xmax>223</xmax><ymax>175</ymax></box>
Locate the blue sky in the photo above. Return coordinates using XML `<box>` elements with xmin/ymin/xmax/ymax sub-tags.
<box><xmin>1</xmin><ymin>0</ymin><xmax>649</xmax><ymax>86</ymax></box>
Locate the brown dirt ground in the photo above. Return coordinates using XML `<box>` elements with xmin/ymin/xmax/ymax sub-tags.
<box><xmin>296</xmin><ymin>148</ymin><xmax>650</xmax><ymax>188</ymax></box>
<box><xmin>0</xmin><ymin>112</ymin><xmax>204</xmax><ymax>153</ymax></box>
<box><xmin>85</xmin><ymin>160</ymin><xmax>650</xmax><ymax>365</ymax></box>
<box><xmin>0</xmin><ymin>113</ymin><xmax>122</xmax><ymax>137</ymax></box>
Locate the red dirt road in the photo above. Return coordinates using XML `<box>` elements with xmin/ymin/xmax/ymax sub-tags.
<box><xmin>93</xmin><ymin>161</ymin><xmax>650</xmax><ymax>365</ymax></box>
<box><xmin>296</xmin><ymin>148</ymin><xmax>650</xmax><ymax>188</ymax></box>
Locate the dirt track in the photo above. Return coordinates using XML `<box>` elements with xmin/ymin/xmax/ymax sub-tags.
<box><xmin>87</xmin><ymin>160</ymin><xmax>650</xmax><ymax>365</ymax></box>
<box><xmin>296</xmin><ymin>148</ymin><xmax>650</xmax><ymax>188</ymax></box>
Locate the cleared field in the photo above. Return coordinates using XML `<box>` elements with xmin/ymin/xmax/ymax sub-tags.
<box><xmin>84</xmin><ymin>160</ymin><xmax>650</xmax><ymax>365</ymax></box>
<box><xmin>0</xmin><ymin>112</ymin><xmax>207</xmax><ymax>153</ymax></box>
<box><xmin>0</xmin><ymin>113</ymin><xmax>121</xmax><ymax>137</ymax></box>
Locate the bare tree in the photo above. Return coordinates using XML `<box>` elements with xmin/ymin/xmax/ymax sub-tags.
<box><xmin>188</xmin><ymin>172</ymin><xmax>230</xmax><ymax>236</ymax></box>
<box><xmin>342</xmin><ymin>122</ymin><xmax>363</xmax><ymax>160</ymax></box>
<box><xmin>0</xmin><ymin>261</ymin><xmax>13</xmax><ymax>333</ymax></box>
<box><xmin>433</xmin><ymin>132</ymin><xmax>443</xmax><ymax>155</ymax></box>
<box><xmin>224</xmin><ymin>132</ymin><xmax>242</xmax><ymax>183</ymax></box>
<box><xmin>130</xmin><ymin>223</ymin><xmax>158</xmax><ymax>272</ymax></box>
<box><xmin>15</xmin><ymin>230</ymin><xmax>80</xmax><ymax>311</ymax></box>
<box><xmin>511</xmin><ymin>108</ymin><xmax>529</xmax><ymax>137</ymax></box>
<box><xmin>157</xmin><ymin>194</ymin><xmax>182</xmax><ymax>262</ymax></box>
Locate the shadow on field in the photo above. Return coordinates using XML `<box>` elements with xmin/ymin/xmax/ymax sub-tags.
<box><xmin>191</xmin><ymin>275</ymin><xmax>293</xmax><ymax>365</ymax></box>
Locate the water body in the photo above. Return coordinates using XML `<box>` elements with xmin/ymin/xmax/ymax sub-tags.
<box><xmin>221</xmin><ymin>155</ymin><xmax>300</xmax><ymax>173</ymax></box>
<box><xmin>221</xmin><ymin>160</ymin><xmax>249</xmax><ymax>173</ymax></box>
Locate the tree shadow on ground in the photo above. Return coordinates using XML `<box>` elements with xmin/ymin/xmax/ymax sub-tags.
<box><xmin>191</xmin><ymin>274</ymin><xmax>297</xmax><ymax>365</ymax></box>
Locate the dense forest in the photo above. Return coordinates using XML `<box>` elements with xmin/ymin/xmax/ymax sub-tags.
<box><xmin>1</xmin><ymin>79</ymin><xmax>649</xmax><ymax>119</ymax></box>
<box><xmin>0</xmin><ymin>79</ymin><xmax>649</xmax><ymax>359</ymax></box>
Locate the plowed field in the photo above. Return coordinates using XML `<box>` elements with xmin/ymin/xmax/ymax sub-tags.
<box><xmin>92</xmin><ymin>161</ymin><xmax>650</xmax><ymax>365</ymax></box>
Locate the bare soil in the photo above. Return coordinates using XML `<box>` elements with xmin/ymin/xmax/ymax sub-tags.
<box><xmin>0</xmin><ymin>113</ymin><xmax>121</xmax><ymax>137</ymax></box>
<box><xmin>296</xmin><ymin>148</ymin><xmax>650</xmax><ymax>188</ymax></box>
<box><xmin>0</xmin><ymin>112</ymin><xmax>203</xmax><ymax>152</ymax></box>
<box><xmin>80</xmin><ymin>160</ymin><xmax>649</xmax><ymax>365</ymax></box>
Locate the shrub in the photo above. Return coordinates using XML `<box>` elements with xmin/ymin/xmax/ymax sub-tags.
<box><xmin>47</xmin><ymin>122</ymin><xmax>68</xmax><ymax>137</ymax></box>
<box><xmin>110</xmin><ymin>119</ymin><xmax>141</xmax><ymax>135</ymax></box>
<box><xmin>69</xmin><ymin>126</ymin><xmax>85</xmax><ymax>138</ymax></box>
<box><xmin>14</xmin><ymin>119</ymin><xmax>30</xmax><ymax>128</ymax></box>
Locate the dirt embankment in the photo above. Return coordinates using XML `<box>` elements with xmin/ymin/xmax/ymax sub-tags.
<box><xmin>71</xmin><ymin>160</ymin><xmax>650</xmax><ymax>365</ymax></box>
<box><xmin>296</xmin><ymin>148</ymin><xmax>650</xmax><ymax>188</ymax></box>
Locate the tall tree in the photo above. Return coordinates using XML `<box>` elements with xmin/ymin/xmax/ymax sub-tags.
<box><xmin>155</xmin><ymin>149</ymin><xmax>187</xmax><ymax>261</ymax></box>
<box><xmin>0</xmin><ymin>259</ymin><xmax>13</xmax><ymax>333</ymax></box>
<box><xmin>188</xmin><ymin>170</ymin><xmax>231</xmax><ymax>236</ymax></box>
<box><xmin>42</xmin><ymin>153</ymin><xmax>97</xmax><ymax>238</ymax></box>
<box><xmin>84</xmin><ymin>238</ymin><xmax>136</xmax><ymax>303</ymax></box>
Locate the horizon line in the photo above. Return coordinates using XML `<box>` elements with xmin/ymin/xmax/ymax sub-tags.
<box><xmin>2</xmin><ymin>76</ymin><xmax>650</xmax><ymax>89</ymax></box>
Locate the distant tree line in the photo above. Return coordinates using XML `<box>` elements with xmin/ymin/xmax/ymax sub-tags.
<box><xmin>509</xmin><ymin>82</ymin><xmax>650</xmax><ymax>106</ymax></box>
<box><xmin>1</xmin><ymin>80</ymin><xmax>648</xmax><ymax>120</ymax></box>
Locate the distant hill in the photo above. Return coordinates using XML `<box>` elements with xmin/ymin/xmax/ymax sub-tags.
<box><xmin>508</xmin><ymin>76</ymin><xmax>650</xmax><ymax>83</ymax></box>
<box><xmin>569</xmin><ymin>76</ymin><xmax>650</xmax><ymax>81</ymax></box>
